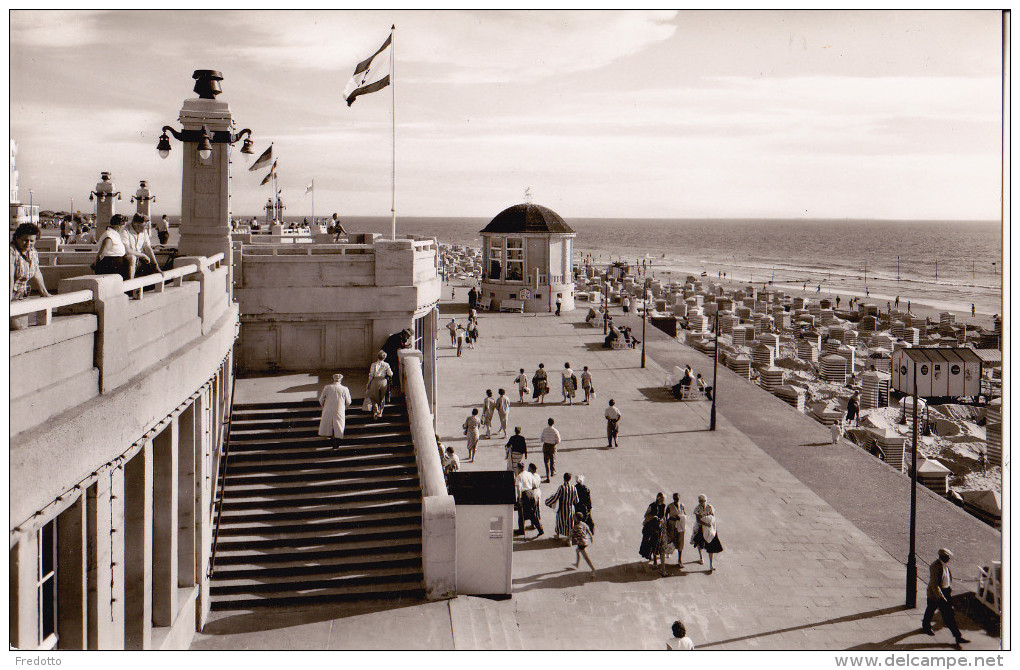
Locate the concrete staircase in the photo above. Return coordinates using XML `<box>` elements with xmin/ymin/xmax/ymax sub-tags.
<box><xmin>210</xmin><ymin>397</ymin><xmax>425</xmax><ymax>610</ymax></box>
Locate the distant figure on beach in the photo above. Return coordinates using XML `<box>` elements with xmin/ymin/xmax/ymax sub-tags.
<box><xmin>540</xmin><ymin>417</ymin><xmax>561</xmax><ymax>482</ymax></box>
<box><xmin>667</xmin><ymin>621</ymin><xmax>695</xmax><ymax>650</ymax></box>
<box><xmin>562</xmin><ymin>362</ymin><xmax>577</xmax><ymax>404</ymax></box>
<box><xmin>514</xmin><ymin>368</ymin><xmax>530</xmax><ymax>403</ymax></box>
<box><xmin>317</xmin><ymin>373</ymin><xmax>352</xmax><ymax>450</ymax></box>
<box><xmin>581</xmin><ymin>366</ymin><xmax>594</xmax><ymax>404</ymax></box>
<box><xmin>482</xmin><ymin>389</ymin><xmax>496</xmax><ymax>438</ymax></box>
<box><xmin>817</xmin><ymin>284</ymin><xmax>821</xmax><ymax>293</ymax></box>
<box><xmin>532</xmin><ymin>364</ymin><xmax>550</xmax><ymax>403</ymax></box>
<box><xmin>605</xmin><ymin>399</ymin><xmax>622</xmax><ymax>448</ymax></box>
<box><xmin>895</xmin><ymin>296</ymin><xmax>900</xmax><ymax>309</ymax></box>
<box><xmin>835</xmin><ymin>295</ymin><xmax>841</xmax><ymax>309</ymax></box>
<box><xmin>463</xmin><ymin>408</ymin><xmax>481</xmax><ymax>462</ymax></box>
<box><xmin>545</xmin><ymin>472</ymin><xmax>578</xmax><ymax>541</ymax></box>
<box><xmin>506</xmin><ymin>427</ymin><xmax>527</xmax><ymax>470</ymax></box>
<box><xmin>907</xmin><ymin>300</ymin><xmax>911</xmax><ymax>313</ymax></box>
<box><xmin>971</xmin><ymin>303</ymin><xmax>976</xmax><ymax>317</ymax></box>
<box><xmin>496</xmin><ymin>389</ymin><xmax>511</xmax><ymax>437</ymax></box>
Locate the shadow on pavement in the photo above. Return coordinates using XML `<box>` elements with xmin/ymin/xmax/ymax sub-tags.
<box><xmin>637</xmin><ymin>386</ymin><xmax>680</xmax><ymax>403</ymax></box>
<box><xmin>698</xmin><ymin>604</ymin><xmax>909</xmax><ymax>649</ymax></box>
<box><xmin>200</xmin><ymin>597</ymin><xmax>425</xmax><ymax>636</ymax></box>
<box><xmin>511</xmin><ymin>561</ymin><xmax>680</xmax><ymax>592</ymax></box>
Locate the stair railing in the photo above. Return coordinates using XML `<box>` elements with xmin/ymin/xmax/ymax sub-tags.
<box><xmin>208</xmin><ymin>348</ymin><xmax>238</xmax><ymax>579</ymax></box>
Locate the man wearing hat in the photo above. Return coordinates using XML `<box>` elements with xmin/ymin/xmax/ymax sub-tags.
<box><xmin>921</xmin><ymin>548</ymin><xmax>969</xmax><ymax>644</ymax></box>
<box><xmin>318</xmin><ymin>373</ymin><xmax>352</xmax><ymax>450</ymax></box>
<box><xmin>381</xmin><ymin>328</ymin><xmax>414</xmax><ymax>400</ymax></box>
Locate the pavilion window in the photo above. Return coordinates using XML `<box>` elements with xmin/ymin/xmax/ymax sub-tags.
<box><xmin>37</xmin><ymin>519</ymin><xmax>58</xmax><ymax>650</ymax></box>
<box><xmin>505</xmin><ymin>238</ymin><xmax>524</xmax><ymax>282</ymax></box>
<box><xmin>488</xmin><ymin>237</ymin><xmax>503</xmax><ymax>281</ymax></box>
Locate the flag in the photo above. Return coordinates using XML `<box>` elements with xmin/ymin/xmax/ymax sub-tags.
<box><xmin>343</xmin><ymin>32</ymin><xmax>392</xmax><ymax>106</ymax></box>
<box><xmin>260</xmin><ymin>160</ymin><xmax>277</xmax><ymax>186</ymax></box>
<box><xmin>305</xmin><ymin>179</ymin><xmax>314</xmax><ymax>195</ymax></box>
<box><xmin>249</xmin><ymin>144</ymin><xmax>273</xmax><ymax>172</ymax></box>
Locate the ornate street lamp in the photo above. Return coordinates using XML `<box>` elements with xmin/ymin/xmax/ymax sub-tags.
<box><xmin>155</xmin><ymin>71</ymin><xmax>255</xmax><ymax>161</ymax></box>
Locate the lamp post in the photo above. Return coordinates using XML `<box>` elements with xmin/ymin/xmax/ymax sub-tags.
<box><xmin>906</xmin><ymin>363</ymin><xmax>919</xmax><ymax>607</ymax></box>
<box><xmin>156</xmin><ymin>70</ymin><xmax>254</xmax><ymax>259</ymax></box>
<box><xmin>710</xmin><ymin>312</ymin><xmax>719</xmax><ymax>431</ymax></box>
<box><xmin>28</xmin><ymin>189</ymin><xmax>33</xmax><ymax>222</ymax></box>
<box><xmin>89</xmin><ymin>172</ymin><xmax>121</xmax><ymax>236</ymax></box>
<box><xmin>131</xmin><ymin>180</ymin><xmax>157</xmax><ymax>218</ymax></box>
<box><xmin>641</xmin><ymin>280</ymin><xmax>650</xmax><ymax>368</ymax></box>
<box><xmin>603</xmin><ymin>275</ymin><xmax>608</xmax><ymax>335</ymax></box>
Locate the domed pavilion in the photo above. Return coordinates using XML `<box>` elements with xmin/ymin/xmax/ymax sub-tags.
<box><xmin>479</xmin><ymin>203</ymin><xmax>576</xmax><ymax>313</ymax></box>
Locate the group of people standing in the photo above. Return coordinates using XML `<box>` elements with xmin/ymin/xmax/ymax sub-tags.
<box><xmin>515</xmin><ymin>362</ymin><xmax>596</xmax><ymax>405</ymax></box>
<box><xmin>639</xmin><ymin>492</ymin><xmax>722</xmax><ymax>576</ymax></box>
<box><xmin>446</xmin><ymin>311</ymin><xmax>480</xmax><ymax>357</ymax></box>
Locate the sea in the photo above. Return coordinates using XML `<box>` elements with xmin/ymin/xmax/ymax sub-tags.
<box><xmin>214</xmin><ymin>215</ymin><xmax>1005</xmax><ymax>317</ymax></box>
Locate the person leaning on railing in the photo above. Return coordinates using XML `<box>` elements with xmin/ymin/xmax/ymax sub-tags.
<box><xmin>10</xmin><ymin>222</ymin><xmax>52</xmax><ymax>330</ymax></box>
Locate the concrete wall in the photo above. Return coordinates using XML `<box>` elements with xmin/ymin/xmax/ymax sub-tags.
<box><xmin>9</xmin><ymin>254</ymin><xmax>235</xmax><ymax>650</ymax></box>
<box><xmin>235</xmin><ymin>237</ymin><xmax>440</xmax><ymax>372</ymax></box>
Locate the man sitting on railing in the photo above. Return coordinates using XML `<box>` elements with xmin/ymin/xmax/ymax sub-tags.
<box><xmin>122</xmin><ymin>214</ymin><xmax>165</xmax><ymax>279</ymax></box>
<box><xmin>10</xmin><ymin>223</ymin><xmax>52</xmax><ymax>330</ymax></box>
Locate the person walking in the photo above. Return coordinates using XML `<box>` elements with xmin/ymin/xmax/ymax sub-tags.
<box><xmin>574</xmin><ymin>474</ymin><xmax>594</xmax><ymax>534</ymax></box>
<box><xmin>495</xmin><ymin>388</ymin><xmax>511</xmax><ymax>437</ymax></box>
<box><xmin>570</xmin><ymin>511</ymin><xmax>597</xmax><ymax>578</ymax></box>
<box><xmin>540</xmin><ymin>417</ymin><xmax>561</xmax><ymax>482</ymax></box>
<box><xmin>690</xmin><ymin>494</ymin><xmax>723</xmax><ymax>572</ymax></box>
<box><xmin>467</xmin><ymin>317</ymin><xmax>479</xmax><ymax>348</ymax></box>
<box><xmin>456</xmin><ymin>324</ymin><xmax>466</xmax><ymax>357</ymax></box>
<box><xmin>845</xmin><ymin>391</ymin><xmax>860</xmax><ymax>429</ymax></box>
<box><xmin>463</xmin><ymin>408</ymin><xmax>481</xmax><ymax>462</ymax></box>
<box><xmin>580</xmin><ymin>366</ymin><xmax>594</xmax><ymax>404</ymax></box>
<box><xmin>640</xmin><ymin>492</ymin><xmax>669</xmax><ymax>576</ymax></box>
<box><xmin>666</xmin><ymin>493</ymin><xmax>687</xmax><ymax>568</ymax></box>
<box><xmin>317</xmin><ymin>373</ymin><xmax>352</xmax><ymax>450</ymax></box>
<box><xmin>514</xmin><ymin>368</ymin><xmax>530</xmax><ymax>403</ymax></box>
<box><xmin>482</xmin><ymin>389</ymin><xmax>497</xmax><ymax>438</ymax></box>
<box><xmin>519</xmin><ymin>463</ymin><xmax>544</xmax><ymax>539</ymax></box>
<box><xmin>666</xmin><ymin>621</ymin><xmax>695</xmax><ymax>650</ymax></box>
<box><xmin>447</xmin><ymin>319</ymin><xmax>458</xmax><ymax>346</ymax></box>
<box><xmin>513</xmin><ymin>462</ymin><xmax>527</xmax><ymax>535</ymax></box>
<box><xmin>532</xmin><ymin>363</ymin><xmax>550</xmax><ymax>404</ymax></box>
<box><xmin>921</xmin><ymin>548</ymin><xmax>970</xmax><ymax>645</ymax></box>
<box><xmin>156</xmin><ymin>214</ymin><xmax>171</xmax><ymax>245</ymax></box>
<box><xmin>365</xmin><ymin>351</ymin><xmax>393</xmax><ymax>420</ymax></box>
<box><xmin>562</xmin><ymin>362</ymin><xmax>577</xmax><ymax>404</ymax></box>
<box><xmin>605</xmin><ymin>399</ymin><xmax>622</xmax><ymax>448</ymax></box>
<box><xmin>505</xmin><ymin>427</ymin><xmax>528</xmax><ymax>471</ymax></box>
<box><xmin>555</xmin><ymin>295</ymin><xmax>562</xmax><ymax>316</ymax></box>
<box><xmin>545</xmin><ymin>472</ymin><xmax>578</xmax><ymax>541</ymax></box>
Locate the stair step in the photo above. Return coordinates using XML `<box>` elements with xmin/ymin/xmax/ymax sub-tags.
<box><xmin>222</xmin><ymin>464</ymin><xmax>418</xmax><ymax>485</ymax></box>
<box><xmin>224</xmin><ymin>445</ymin><xmax>413</xmax><ymax>464</ymax></box>
<box><xmin>231</xmin><ymin>398</ymin><xmax>404</xmax><ymax>413</ymax></box>
<box><xmin>214</xmin><ymin>521</ymin><xmax>422</xmax><ymax>549</ymax></box>
<box><xmin>212</xmin><ymin>550</ymin><xmax>422</xmax><ymax>579</ymax></box>
<box><xmin>230</xmin><ymin>413</ymin><xmax>408</xmax><ymax>429</ymax></box>
<box><xmin>210</xmin><ymin>584</ymin><xmax>425</xmax><ymax>610</ymax></box>
<box><xmin>217</xmin><ymin>499</ymin><xmax>420</xmax><ymax>523</ymax></box>
<box><xmin>222</xmin><ymin>475</ymin><xmax>420</xmax><ymax>499</ymax></box>
<box><xmin>219</xmin><ymin>487</ymin><xmax>422</xmax><ymax>511</ymax></box>
<box><xmin>227</xmin><ymin>431</ymin><xmax>411</xmax><ymax>449</ymax></box>
<box><xmin>223</xmin><ymin>451</ymin><xmax>414</xmax><ymax>470</ymax></box>
<box><xmin>217</xmin><ymin>509</ymin><xmax>421</xmax><ymax>535</ymax></box>
<box><xmin>213</xmin><ymin>537</ymin><xmax>421</xmax><ymax>564</ymax></box>
<box><xmin>211</xmin><ymin>561</ymin><xmax>422</xmax><ymax>589</ymax></box>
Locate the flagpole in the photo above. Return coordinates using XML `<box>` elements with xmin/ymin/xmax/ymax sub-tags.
<box><xmin>390</xmin><ymin>24</ymin><xmax>396</xmax><ymax>241</ymax></box>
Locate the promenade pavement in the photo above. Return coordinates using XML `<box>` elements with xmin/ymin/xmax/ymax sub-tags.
<box><xmin>192</xmin><ymin>292</ymin><xmax>1001</xmax><ymax>651</ymax></box>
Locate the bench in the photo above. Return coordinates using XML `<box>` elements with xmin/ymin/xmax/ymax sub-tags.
<box><xmin>477</xmin><ymin>296</ymin><xmax>493</xmax><ymax>311</ymax></box>
<box><xmin>500</xmin><ymin>299</ymin><xmax>524</xmax><ymax>313</ymax></box>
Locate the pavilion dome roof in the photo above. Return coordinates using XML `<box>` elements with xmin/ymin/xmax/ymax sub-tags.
<box><xmin>480</xmin><ymin>203</ymin><xmax>575</xmax><ymax>235</ymax></box>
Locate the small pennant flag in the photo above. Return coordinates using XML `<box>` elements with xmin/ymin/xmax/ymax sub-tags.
<box><xmin>305</xmin><ymin>179</ymin><xmax>314</xmax><ymax>195</ymax></box>
<box><xmin>343</xmin><ymin>31</ymin><xmax>392</xmax><ymax>107</ymax></box>
<box><xmin>260</xmin><ymin>160</ymin><xmax>277</xmax><ymax>186</ymax></box>
<box><xmin>249</xmin><ymin>144</ymin><xmax>273</xmax><ymax>172</ymax></box>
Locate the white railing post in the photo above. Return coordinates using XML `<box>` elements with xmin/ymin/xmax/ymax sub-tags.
<box><xmin>57</xmin><ymin>274</ymin><xmax>131</xmax><ymax>393</ymax></box>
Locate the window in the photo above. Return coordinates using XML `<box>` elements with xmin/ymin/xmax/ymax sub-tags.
<box><xmin>488</xmin><ymin>237</ymin><xmax>503</xmax><ymax>281</ymax></box>
<box><xmin>505</xmin><ymin>238</ymin><xmax>524</xmax><ymax>282</ymax></box>
<box><xmin>37</xmin><ymin>520</ymin><xmax>57</xmax><ymax>650</ymax></box>
<box><xmin>413</xmin><ymin>313</ymin><xmax>427</xmax><ymax>352</ymax></box>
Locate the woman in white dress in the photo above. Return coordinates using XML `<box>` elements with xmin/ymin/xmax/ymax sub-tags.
<box><xmin>366</xmin><ymin>351</ymin><xmax>393</xmax><ymax>420</ymax></box>
<box><xmin>318</xmin><ymin>373</ymin><xmax>352</xmax><ymax>449</ymax></box>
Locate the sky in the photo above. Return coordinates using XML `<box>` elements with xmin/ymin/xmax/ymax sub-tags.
<box><xmin>8</xmin><ymin>9</ymin><xmax>1005</xmax><ymax>220</ymax></box>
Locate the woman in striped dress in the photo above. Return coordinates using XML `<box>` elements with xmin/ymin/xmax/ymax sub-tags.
<box><xmin>545</xmin><ymin>472</ymin><xmax>578</xmax><ymax>541</ymax></box>
<box><xmin>482</xmin><ymin>389</ymin><xmax>496</xmax><ymax>438</ymax></box>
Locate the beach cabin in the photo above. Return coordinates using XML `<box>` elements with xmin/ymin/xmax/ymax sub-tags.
<box><xmin>871</xmin><ymin>428</ymin><xmax>907</xmax><ymax>472</ymax></box>
<box><xmin>732</xmin><ymin>325</ymin><xmax>750</xmax><ymax>347</ymax></box>
<box><xmin>891</xmin><ymin>347</ymin><xmax>983</xmax><ymax>398</ymax></box>
<box><xmin>479</xmin><ymin>203</ymin><xmax>576</xmax><ymax>313</ymax></box>
<box><xmin>960</xmin><ymin>490</ymin><xmax>1002</xmax><ymax>529</ymax></box>
<box><xmin>797</xmin><ymin>340</ymin><xmax>819</xmax><ymax>362</ymax></box>
<box><xmin>751</xmin><ymin>343</ymin><xmax>775</xmax><ymax>368</ymax></box>
<box><xmin>985</xmin><ymin>399</ymin><xmax>1002</xmax><ymax>466</ymax></box>
<box><xmin>774</xmin><ymin>384</ymin><xmax>805</xmax><ymax>411</ymax></box>
<box><xmin>759</xmin><ymin>366</ymin><xmax>784</xmax><ymax>393</ymax></box>
<box><xmin>914</xmin><ymin>458</ymin><xmax>952</xmax><ymax>495</ymax></box>
<box><xmin>820</xmin><ymin>354</ymin><xmax>848</xmax><ymax>383</ymax></box>
<box><xmin>726</xmin><ymin>354</ymin><xmax>752</xmax><ymax>379</ymax></box>
<box><xmin>860</xmin><ymin>370</ymin><xmax>890</xmax><ymax>410</ymax></box>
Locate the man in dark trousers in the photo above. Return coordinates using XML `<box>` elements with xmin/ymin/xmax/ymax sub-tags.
<box><xmin>922</xmin><ymin>548</ymin><xmax>970</xmax><ymax>645</ymax></box>
<box><xmin>381</xmin><ymin>328</ymin><xmax>413</xmax><ymax>400</ymax></box>
<box><xmin>468</xmin><ymin>285</ymin><xmax>477</xmax><ymax>310</ymax></box>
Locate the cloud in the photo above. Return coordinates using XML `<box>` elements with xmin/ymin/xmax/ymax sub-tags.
<box><xmin>10</xmin><ymin>10</ymin><xmax>108</xmax><ymax>48</ymax></box>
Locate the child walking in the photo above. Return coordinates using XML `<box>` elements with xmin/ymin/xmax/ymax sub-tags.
<box><xmin>570</xmin><ymin>511</ymin><xmax>597</xmax><ymax>579</ymax></box>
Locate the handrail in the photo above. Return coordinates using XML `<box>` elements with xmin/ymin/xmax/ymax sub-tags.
<box><xmin>121</xmin><ymin>263</ymin><xmax>196</xmax><ymax>294</ymax></box>
<box><xmin>399</xmin><ymin>349</ymin><xmax>447</xmax><ymax>498</ymax></box>
<box><xmin>9</xmin><ymin>289</ymin><xmax>94</xmax><ymax>320</ymax></box>
<box><xmin>208</xmin><ymin>349</ymin><xmax>238</xmax><ymax>579</ymax></box>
